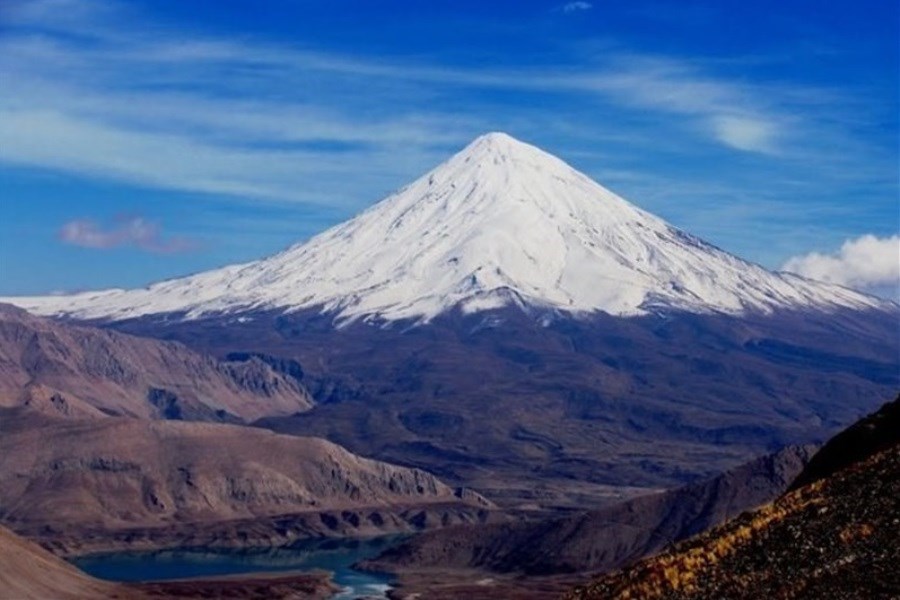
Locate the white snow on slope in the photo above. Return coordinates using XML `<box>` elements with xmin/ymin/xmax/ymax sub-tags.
<box><xmin>3</xmin><ymin>133</ymin><xmax>889</xmax><ymax>324</ymax></box>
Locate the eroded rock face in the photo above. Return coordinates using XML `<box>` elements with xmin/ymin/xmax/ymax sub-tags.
<box><xmin>0</xmin><ymin>303</ymin><xmax>314</xmax><ymax>422</ymax></box>
<box><xmin>0</xmin><ymin>411</ymin><xmax>493</xmax><ymax>552</ymax></box>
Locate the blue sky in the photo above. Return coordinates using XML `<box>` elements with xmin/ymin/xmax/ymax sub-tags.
<box><xmin>0</xmin><ymin>0</ymin><xmax>897</xmax><ymax>297</ymax></box>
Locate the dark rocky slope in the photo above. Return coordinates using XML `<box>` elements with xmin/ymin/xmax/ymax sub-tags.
<box><xmin>789</xmin><ymin>396</ymin><xmax>900</xmax><ymax>490</ymax></box>
<box><xmin>567</xmin><ymin>397</ymin><xmax>900</xmax><ymax>600</ymax></box>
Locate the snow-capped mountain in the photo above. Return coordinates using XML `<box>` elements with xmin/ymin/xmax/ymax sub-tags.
<box><xmin>5</xmin><ymin>133</ymin><xmax>888</xmax><ymax>323</ymax></box>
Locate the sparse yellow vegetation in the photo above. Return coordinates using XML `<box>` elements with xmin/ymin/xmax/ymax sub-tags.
<box><xmin>838</xmin><ymin>522</ymin><xmax>873</xmax><ymax>544</ymax></box>
<box><xmin>566</xmin><ymin>444</ymin><xmax>900</xmax><ymax>600</ymax></box>
<box><xmin>599</xmin><ymin>498</ymin><xmax>805</xmax><ymax>599</ymax></box>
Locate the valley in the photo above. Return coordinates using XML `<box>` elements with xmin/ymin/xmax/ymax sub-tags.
<box><xmin>119</xmin><ymin>303</ymin><xmax>897</xmax><ymax>511</ymax></box>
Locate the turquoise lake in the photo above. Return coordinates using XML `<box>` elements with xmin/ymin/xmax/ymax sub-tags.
<box><xmin>70</xmin><ymin>535</ymin><xmax>401</xmax><ymax>599</ymax></box>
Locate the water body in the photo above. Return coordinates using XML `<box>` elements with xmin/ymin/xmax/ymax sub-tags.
<box><xmin>70</xmin><ymin>535</ymin><xmax>402</xmax><ymax>599</ymax></box>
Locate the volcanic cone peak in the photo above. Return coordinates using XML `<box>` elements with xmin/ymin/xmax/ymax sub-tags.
<box><xmin>4</xmin><ymin>133</ymin><xmax>887</xmax><ymax>323</ymax></box>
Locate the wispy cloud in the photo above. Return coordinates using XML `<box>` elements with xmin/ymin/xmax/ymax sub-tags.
<box><xmin>562</xmin><ymin>2</ymin><xmax>593</xmax><ymax>13</ymax></box>
<box><xmin>710</xmin><ymin>115</ymin><xmax>780</xmax><ymax>153</ymax></box>
<box><xmin>782</xmin><ymin>234</ymin><xmax>900</xmax><ymax>300</ymax></box>
<box><xmin>564</xmin><ymin>57</ymin><xmax>790</xmax><ymax>154</ymax></box>
<box><xmin>0</xmin><ymin>107</ymin><xmax>445</xmax><ymax>204</ymax></box>
<box><xmin>0</xmin><ymin>0</ymin><xmax>849</xmax><ymax>210</ymax></box>
<box><xmin>0</xmin><ymin>0</ymin><xmax>894</xmax><ymax>269</ymax></box>
<box><xmin>58</xmin><ymin>216</ymin><xmax>196</xmax><ymax>253</ymax></box>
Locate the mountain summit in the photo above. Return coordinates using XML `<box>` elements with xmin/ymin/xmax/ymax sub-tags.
<box><xmin>5</xmin><ymin>132</ymin><xmax>886</xmax><ymax>323</ymax></box>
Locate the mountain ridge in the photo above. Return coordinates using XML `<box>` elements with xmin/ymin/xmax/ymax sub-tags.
<box><xmin>0</xmin><ymin>303</ymin><xmax>313</xmax><ymax>422</ymax></box>
<box><xmin>361</xmin><ymin>443</ymin><xmax>815</xmax><ymax>578</ymax></box>
<box><xmin>2</xmin><ymin>133</ymin><xmax>890</xmax><ymax>324</ymax></box>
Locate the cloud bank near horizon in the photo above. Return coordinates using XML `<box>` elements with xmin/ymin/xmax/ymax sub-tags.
<box><xmin>782</xmin><ymin>234</ymin><xmax>900</xmax><ymax>300</ymax></box>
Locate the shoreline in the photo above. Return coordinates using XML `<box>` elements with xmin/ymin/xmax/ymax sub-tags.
<box><xmin>7</xmin><ymin>500</ymin><xmax>499</xmax><ymax>559</ymax></box>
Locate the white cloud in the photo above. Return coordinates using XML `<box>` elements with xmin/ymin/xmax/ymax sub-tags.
<box><xmin>0</xmin><ymin>3</ymin><xmax>482</xmax><ymax>207</ymax></box>
<box><xmin>711</xmin><ymin>115</ymin><xmax>780</xmax><ymax>153</ymax></box>
<box><xmin>782</xmin><ymin>234</ymin><xmax>900</xmax><ymax>299</ymax></box>
<box><xmin>563</xmin><ymin>2</ymin><xmax>593</xmax><ymax>13</ymax></box>
<box><xmin>573</xmin><ymin>57</ymin><xmax>790</xmax><ymax>154</ymax></box>
<box><xmin>58</xmin><ymin>216</ymin><xmax>195</xmax><ymax>253</ymax></box>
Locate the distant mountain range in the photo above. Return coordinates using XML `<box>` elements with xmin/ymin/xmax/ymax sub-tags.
<box><xmin>2</xmin><ymin>133</ymin><xmax>895</xmax><ymax>513</ymax></box>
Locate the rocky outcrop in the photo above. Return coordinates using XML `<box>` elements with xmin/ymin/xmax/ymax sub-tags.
<box><xmin>789</xmin><ymin>395</ymin><xmax>900</xmax><ymax>490</ymax></box>
<box><xmin>0</xmin><ymin>304</ymin><xmax>313</xmax><ymax>422</ymax></box>
<box><xmin>36</xmin><ymin>503</ymin><xmax>503</xmax><ymax>558</ymax></box>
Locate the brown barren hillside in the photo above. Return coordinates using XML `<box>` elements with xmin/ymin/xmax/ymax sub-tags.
<box><xmin>0</xmin><ymin>524</ymin><xmax>129</xmax><ymax>600</ymax></box>
<box><xmin>0</xmin><ymin>410</ymin><xmax>493</xmax><ymax>554</ymax></box>
<box><xmin>0</xmin><ymin>303</ymin><xmax>313</xmax><ymax>421</ymax></box>
<box><xmin>566</xmin><ymin>398</ymin><xmax>900</xmax><ymax>600</ymax></box>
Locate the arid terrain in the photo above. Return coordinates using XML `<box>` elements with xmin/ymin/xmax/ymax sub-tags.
<box><xmin>362</xmin><ymin>443</ymin><xmax>813</xmax><ymax>598</ymax></box>
<box><xmin>566</xmin><ymin>398</ymin><xmax>900</xmax><ymax>599</ymax></box>
<box><xmin>0</xmin><ymin>524</ymin><xmax>128</xmax><ymax>600</ymax></box>
<box><xmin>0</xmin><ymin>306</ymin><xmax>497</xmax><ymax>558</ymax></box>
<box><xmin>0</xmin><ymin>303</ymin><xmax>313</xmax><ymax>422</ymax></box>
<box><xmin>0</xmin><ymin>405</ymin><xmax>494</xmax><ymax>556</ymax></box>
<box><xmin>131</xmin><ymin>305</ymin><xmax>897</xmax><ymax>511</ymax></box>
<box><xmin>1</xmin><ymin>303</ymin><xmax>895</xmax><ymax>600</ymax></box>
